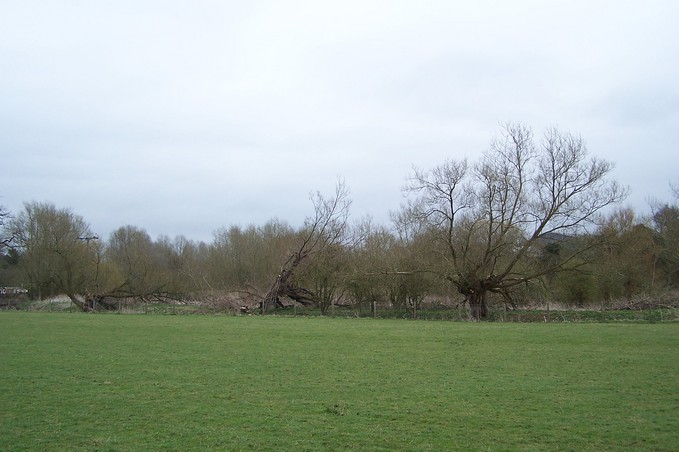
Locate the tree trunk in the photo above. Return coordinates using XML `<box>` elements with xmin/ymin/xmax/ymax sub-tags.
<box><xmin>261</xmin><ymin>279</ymin><xmax>282</xmax><ymax>314</ymax></box>
<box><xmin>67</xmin><ymin>293</ymin><xmax>119</xmax><ymax>312</ymax></box>
<box><xmin>261</xmin><ymin>264</ymin><xmax>292</xmax><ymax>314</ymax></box>
<box><xmin>261</xmin><ymin>251</ymin><xmax>320</xmax><ymax>314</ymax></box>
<box><xmin>67</xmin><ymin>293</ymin><xmax>91</xmax><ymax>312</ymax></box>
<box><xmin>468</xmin><ymin>291</ymin><xmax>489</xmax><ymax>320</ymax></box>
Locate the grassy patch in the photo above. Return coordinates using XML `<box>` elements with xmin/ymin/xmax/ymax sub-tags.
<box><xmin>1</xmin><ymin>313</ymin><xmax>677</xmax><ymax>450</ymax></box>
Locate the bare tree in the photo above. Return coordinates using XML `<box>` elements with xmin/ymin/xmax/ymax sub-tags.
<box><xmin>652</xmin><ymin>203</ymin><xmax>679</xmax><ymax>288</ymax></box>
<box><xmin>7</xmin><ymin>202</ymin><xmax>99</xmax><ymax>306</ymax></box>
<box><xmin>594</xmin><ymin>207</ymin><xmax>659</xmax><ymax>300</ymax></box>
<box><xmin>261</xmin><ymin>181</ymin><xmax>351</xmax><ymax>313</ymax></box>
<box><xmin>7</xmin><ymin>203</ymin><xmax>191</xmax><ymax>311</ymax></box>
<box><xmin>0</xmin><ymin>203</ymin><xmax>12</xmax><ymax>250</ymax></box>
<box><xmin>403</xmin><ymin>123</ymin><xmax>627</xmax><ymax>319</ymax></box>
<box><xmin>102</xmin><ymin>225</ymin><xmax>180</xmax><ymax>307</ymax></box>
<box><xmin>209</xmin><ymin>220</ymin><xmax>295</xmax><ymax>291</ymax></box>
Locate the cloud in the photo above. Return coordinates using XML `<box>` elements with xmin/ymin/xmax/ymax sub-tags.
<box><xmin>1</xmin><ymin>0</ymin><xmax>678</xmax><ymax>241</ymax></box>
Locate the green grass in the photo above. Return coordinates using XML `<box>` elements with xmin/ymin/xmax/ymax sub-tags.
<box><xmin>1</xmin><ymin>313</ymin><xmax>677</xmax><ymax>450</ymax></box>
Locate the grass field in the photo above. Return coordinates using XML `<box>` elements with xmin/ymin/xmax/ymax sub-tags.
<box><xmin>1</xmin><ymin>313</ymin><xmax>677</xmax><ymax>450</ymax></box>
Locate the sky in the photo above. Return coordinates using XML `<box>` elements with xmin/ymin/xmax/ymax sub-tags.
<box><xmin>1</xmin><ymin>0</ymin><xmax>678</xmax><ymax>243</ymax></box>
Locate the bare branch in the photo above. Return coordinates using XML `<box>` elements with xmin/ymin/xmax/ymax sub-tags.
<box><xmin>0</xmin><ymin>204</ymin><xmax>13</xmax><ymax>249</ymax></box>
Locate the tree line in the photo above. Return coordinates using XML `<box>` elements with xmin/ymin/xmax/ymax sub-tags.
<box><xmin>1</xmin><ymin>124</ymin><xmax>678</xmax><ymax>319</ymax></box>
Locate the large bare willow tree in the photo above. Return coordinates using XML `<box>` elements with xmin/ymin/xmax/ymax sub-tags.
<box><xmin>403</xmin><ymin>123</ymin><xmax>627</xmax><ymax>319</ymax></box>
<box><xmin>260</xmin><ymin>181</ymin><xmax>351</xmax><ymax>313</ymax></box>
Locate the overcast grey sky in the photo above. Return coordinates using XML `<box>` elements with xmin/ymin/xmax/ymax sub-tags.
<box><xmin>1</xmin><ymin>1</ymin><xmax>678</xmax><ymax>242</ymax></box>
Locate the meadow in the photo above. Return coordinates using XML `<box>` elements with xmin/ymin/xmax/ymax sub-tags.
<box><xmin>1</xmin><ymin>312</ymin><xmax>677</xmax><ymax>450</ymax></box>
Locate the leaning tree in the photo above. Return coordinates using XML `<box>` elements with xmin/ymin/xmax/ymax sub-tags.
<box><xmin>402</xmin><ymin>123</ymin><xmax>627</xmax><ymax>319</ymax></box>
<box><xmin>260</xmin><ymin>181</ymin><xmax>351</xmax><ymax>313</ymax></box>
